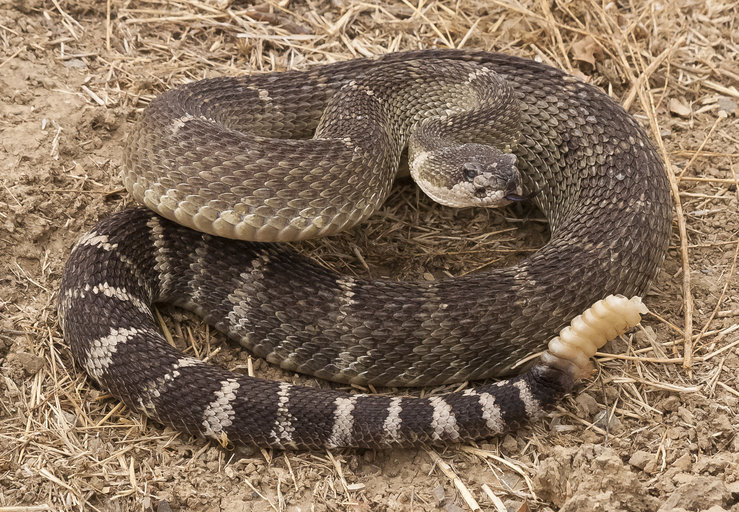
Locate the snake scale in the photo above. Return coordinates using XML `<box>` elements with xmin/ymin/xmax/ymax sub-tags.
<box><xmin>59</xmin><ymin>50</ymin><xmax>671</xmax><ymax>449</ymax></box>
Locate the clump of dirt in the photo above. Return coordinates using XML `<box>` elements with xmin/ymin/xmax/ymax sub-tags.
<box><xmin>534</xmin><ymin>444</ymin><xmax>659</xmax><ymax>512</ymax></box>
<box><xmin>535</xmin><ymin>445</ymin><xmax>739</xmax><ymax>512</ymax></box>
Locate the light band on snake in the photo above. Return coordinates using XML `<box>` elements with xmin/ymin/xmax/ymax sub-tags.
<box><xmin>58</xmin><ymin>49</ymin><xmax>671</xmax><ymax>449</ymax></box>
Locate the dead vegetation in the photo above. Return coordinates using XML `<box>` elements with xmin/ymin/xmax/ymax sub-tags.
<box><xmin>0</xmin><ymin>0</ymin><xmax>737</xmax><ymax>511</ymax></box>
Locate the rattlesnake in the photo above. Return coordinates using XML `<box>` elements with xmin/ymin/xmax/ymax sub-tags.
<box><xmin>58</xmin><ymin>50</ymin><xmax>671</xmax><ymax>449</ymax></box>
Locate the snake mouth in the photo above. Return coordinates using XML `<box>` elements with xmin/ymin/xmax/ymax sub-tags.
<box><xmin>504</xmin><ymin>193</ymin><xmax>528</xmax><ymax>202</ymax></box>
<box><xmin>505</xmin><ymin>186</ymin><xmax>544</xmax><ymax>202</ymax></box>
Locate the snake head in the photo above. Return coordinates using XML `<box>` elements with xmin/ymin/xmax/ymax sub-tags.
<box><xmin>409</xmin><ymin>141</ymin><xmax>522</xmax><ymax>208</ymax></box>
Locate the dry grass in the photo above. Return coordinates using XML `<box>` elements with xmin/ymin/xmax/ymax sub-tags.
<box><xmin>0</xmin><ymin>0</ymin><xmax>737</xmax><ymax>511</ymax></box>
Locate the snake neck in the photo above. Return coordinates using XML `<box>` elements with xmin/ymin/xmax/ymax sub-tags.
<box><xmin>313</xmin><ymin>59</ymin><xmax>524</xmax><ymax>210</ymax></box>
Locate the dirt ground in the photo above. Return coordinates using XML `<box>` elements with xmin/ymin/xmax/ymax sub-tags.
<box><xmin>0</xmin><ymin>1</ymin><xmax>737</xmax><ymax>511</ymax></box>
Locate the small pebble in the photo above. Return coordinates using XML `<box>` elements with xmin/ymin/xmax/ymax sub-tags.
<box><xmin>593</xmin><ymin>409</ymin><xmax>621</xmax><ymax>431</ymax></box>
<box><xmin>669</xmin><ymin>98</ymin><xmax>691</xmax><ymax>117</ymax></box>
<box><xmin>575</xmin><ymin>393</ymin><xmax>600</xmax><ymax>416</ymax></box>
<box><xmin>11</xmin><ymin>352</ymin><xmax>44</xmax><ymax>375</ymax></box>
<box><xmin>432</xmin><ymin>485</ymin><xmax>445</xmax><ymax>504</ymax></box>
<box><xmin>629</xmin><ymin>450</ymin><xmax>652</xmax><ymax>470</ymax></box>
<box><xmin>717</xmin><ymin>96</ymin><xmax>737</xmax><ymax>115</ymax></box>
<box><xmin>63</xmin><ymin>58</ymin><xmax>87</xmax><ymax>69</ymax></box>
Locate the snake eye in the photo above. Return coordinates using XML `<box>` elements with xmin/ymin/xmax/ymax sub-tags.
<box><xmin>462</xmin><ymin>163</ymin><xmax>478</xmax><ymax>181</ymax></box>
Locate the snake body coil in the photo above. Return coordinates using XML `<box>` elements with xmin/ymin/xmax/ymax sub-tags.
<box><xmin>59</xmin><ymin>50</ymin><xmax>671</xmax><ymax>449</ymax></box>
